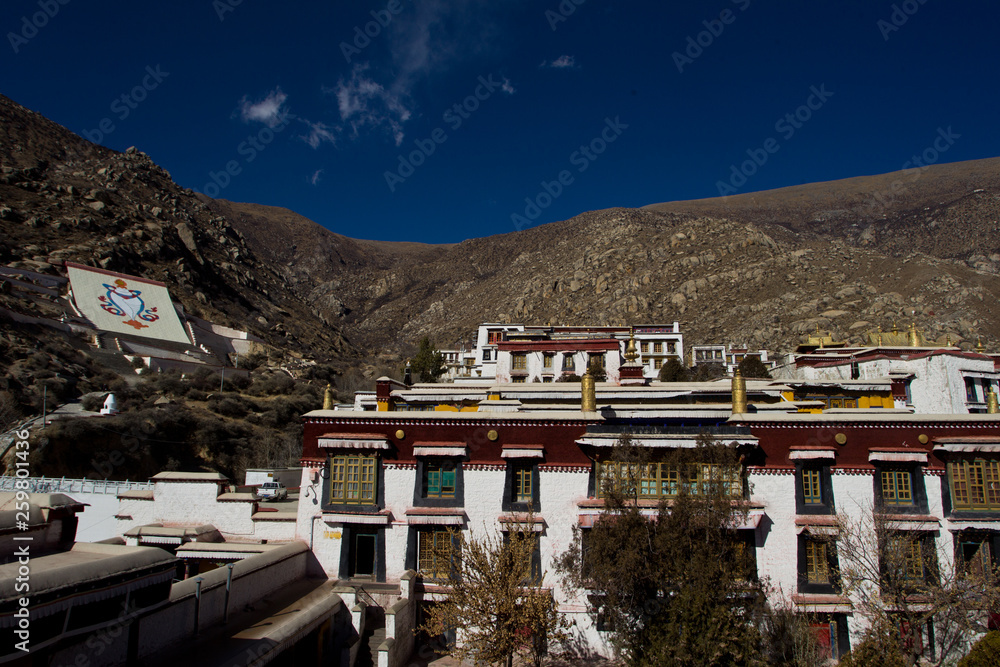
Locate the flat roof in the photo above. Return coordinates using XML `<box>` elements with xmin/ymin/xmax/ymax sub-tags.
<box><xmin>0</xmin><ymin>542</ymin><xmax>178</xmax><ymax>616</ymax></box>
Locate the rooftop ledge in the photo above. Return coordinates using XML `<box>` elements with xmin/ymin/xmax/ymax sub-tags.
<box><xmin>303</xmin><ymin>409</ymin><xmax>604</xmax><ymax>421</ymax></box>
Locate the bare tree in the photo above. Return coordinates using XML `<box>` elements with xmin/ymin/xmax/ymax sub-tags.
<box><xmin>834</xmin><ymin>507</ymin><xmax>1000</xmax><ymax>666</ymax></box>
<box><xmin>418</xmin><ymin>512</ymin><xmax>569</xmax><ymax>666</ymax></box>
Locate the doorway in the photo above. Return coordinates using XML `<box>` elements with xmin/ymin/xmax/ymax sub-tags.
<box><xmin>351</xmin><ymin>531</ymin><xmax>377</xmax><ymax>578</ymax></box>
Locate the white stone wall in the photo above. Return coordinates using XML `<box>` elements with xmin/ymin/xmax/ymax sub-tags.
<box><xmin>115</xmin><ymin>480</ymin><xmax>260</xmax><ymax>541</ymax></box>
<box><xmin>748</xmin><ymin>471</ymin><xmax>798</xmax><ymax>599</ymax></box>
<box><xmin>795</xmin><ymin>352</ymin><xmax>998</xmax><ymax>414</ymax></box>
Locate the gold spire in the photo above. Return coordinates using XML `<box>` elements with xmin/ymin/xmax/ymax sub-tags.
<box><xmin>877</xmin><ymin>325</ymin><xmax>883</xmax><ymax>346</ymax></box>
<box><xmin>908</xmin><ymin>322</ymin><xmax>920</xmax><ymax>347</ymax></box>
<box><xmin>892</xmin><ymin>321</ymin><xmax>899</xmax><ymax>335</ymax></box>
<box><xmin>946</xmin><ymin>334</ymin><xmax>952</xmax><ymax>347</ymax></box>
<box><xmin>323</xmin><ymin>384</ymin><xmax>334</xmax><ymax>410</ymax></box>
<box><xmin>624</xmin><ymin>327</ymin><xmax>638</xmax><ymax>362</ymax></box>
<box><xmin>988</xmin><ymin>389</ymin><xmax>999</xmax><ymax>414</ymax></box>
<box><xmin>977</xmin><ymin>337</ymin><xmax>985</xmax><ymax>353</ymax></box>
<box><xmin>581</xmin><ymin>370</ymin><xmax>597</xmax><ymax>412</ymax></box>
<box><xmin>731</xmin><ymin>368</ymin><xmax>747</xmax><ymax>414</ymax></box>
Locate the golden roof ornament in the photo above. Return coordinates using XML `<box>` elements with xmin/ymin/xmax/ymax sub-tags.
<box><xmin>946</xmin><ymin>334</ymin><xmax>952</xmax><ymax>347</ymax></box>
<box><xmin>624</xmin><ymin>327</ymin><xmax>638</xmax><ymax>362</ymax></box>
<box><xmin>581</xmin><ymin>370</ymin><xmax>597</xmax><ymax>412</ymax></box>
<box><xmin>908</xmin><ymin>322</ymin><xmax>920</xmax><ymax>347</ymax></box>
<box><xmin>877</xmin><ymin>325</ymin><xmax>883</xmax><ymax>346</ymax></box>
<box><xmin>731</xmin><ymin>368</ymin><xmax>747</xmax><ymax>414</ymax></box>
<box><xmin>323</xmin><ymin>384</ymin><xmax>334</xmax><ymax>410</ymax></box>
<box><xmin>892</xmin><ymin>321</ymin><xmax>899</xmax><ymax>335</ymax></box>
<box><xmin>976</xmin><ymin>337</ymin><xmax>985</xmax><ymax>353</ymax></box>
<box><xmin>988</xmin><ymin>389</ymin><xmax>999</xmax><ymax>414</ymax></box>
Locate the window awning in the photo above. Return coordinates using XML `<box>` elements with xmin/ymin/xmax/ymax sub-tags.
<box><xmin>880</xmin><ymin>514</ymin><xmax>939</xmax><ymax>531</ymax></box>
<box><xmin>932</xmin><ymin>436</ymin><xmax>1000</xmax><ymax>454</ymax></box>
<box><xmin>795</xmin><ymin>517</ymin><xmax>840</xmax><ymax>536</ymax></box>
<box><xmin>405</xmin><ymin>508</ymin><xmax>466</xmax><ymax>525</ymax></box>
<box><xmin>322</xmin><ymin>511</ymin><xmax>391</xmax><ymax>525</ymax></box>
<box><xmin>789</xmin><ymin>447</ymin><xmax>836</xmax><ymax>461</ymax></box>
<box><xmin>498</xmin><ymin>514</ymin><xmax>545</xmax><ymax>532</ymax></box>
<box><xmin>869</xmin><ymin>448</ymin><xmax>928</xmax><ymax>463</ymax></box>
<box><xmin>317</xmin><ymin>433</ymin><xmax>391</xmax><ymax>450</ymax></box>
<box><xmin>413</xmin><ymin>442</ymin><xmax>468</xmax><ymax>458</ymax></box>
<box><xmin>501</xmin><ymin>445</ymin><xmax>545</xmax><ymax>459</ymax></box>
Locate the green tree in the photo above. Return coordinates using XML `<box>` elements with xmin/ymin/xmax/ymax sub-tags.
<box><xmin>418</xmin><ymin>514</ymin><xmax>568</xmax><ymax>666</ymax></box>
<box><xmin>411</xmin><ymin>337</ymin><xmax>446</xmax><ymax>383</ymax></box>
<box><xmin>657</xmin><ymin>358</ymin><xmax>690</xmax><ymax>382</ymax></box>
<box><xmin>556</xmin><ymin>433</ymin><xmax>764</xmax><ymax>666</ymax></box>
<box><xmin>737</xmin><ymin>356</ymin><xmax>772</xmax><ymax>379</ymax></box>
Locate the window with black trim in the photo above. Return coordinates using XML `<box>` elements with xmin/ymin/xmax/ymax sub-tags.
<box><xmin>417</xmin><ymin>528</ymin><xmax>460</xmax><ymax>582</ymax></box>
<box><xmin>414</xmin><ymin>457</ymin><xmax>464</xmax><ymax>507</ymax></box>
<box><xmin>542</xmin><ymin>353</ymin><xmax>553</xmax><ymax>369</ymax></box>
<box><xmin>424</xmin><ymin>461</ymin><xmax>456</xmax><ymax>498</ymax></box>
<box><xmin>329</xmin><ymin>454</ymin><xmax>377</xmax><ymax>505</ymax></box>
<box><xmin>881</xmin><ymin>533</ymin><xmax>936</xmax><ymax>588</ymax></box>
<box><xmin>597</xmin><ymin>460</ymin><xmax>743</xmax><ymax>500</ymax></box>
<box><xmin>562</xmin><ymin>355</ymin><xmax>575</xmax><ymax>371</ymax></box>
<box><xmin>948</xmin><ymin>458</ymin><xmax>1000</xmax><ymax>512</ymax></box>
<box><xmin>503</xmin><ymin>461</ymin><xmax>539</xmax><ymax>511</ymax></box>
<box><xmin>795</xmin><ymin>464</ymin><xmax>834</xmax><ymax>515</ymax></box>
<box><xmin>503</xmin><ymin>530</ymin><xmax>542</xmax><ymax>585</ymax></box>
<box><xmin>874</xmin><ymin>464</ymin><xmax>928</xmax><ymax>514</ymax></box>
<box><xmin>797</xmin><ymin>535</ymin><xmax>839</xmax><ymax>593</ymax></box>
<box><xmin>512</xmin><ymin>353</ymin><xmax>527</xmax><ymax>370</ymax></box>
<box><xmin>955</xmin><ymin>531</ymin><xmax>999</xmax><ymax>578</ymax></box>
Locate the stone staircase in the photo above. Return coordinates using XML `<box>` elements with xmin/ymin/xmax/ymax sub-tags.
<box><xmin>356</xmin><ymin>604</ymin><xmax>386</xmax><ymax>667</ymax></box>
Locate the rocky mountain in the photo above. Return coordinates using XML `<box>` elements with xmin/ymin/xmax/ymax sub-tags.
<box><xmin>0</xmin><ymin>93</ymin><xmax>352</xmax><ymax>363</ymax></box>
<box><xmin>3</xmin><ymin>90</ymin><xmax>1000</xmax><ymax>383</ymax></box>
<box><xmin>221</xmin><ymin>159</ymin><xmax>1000</xmax><ymax>358</ymax></box>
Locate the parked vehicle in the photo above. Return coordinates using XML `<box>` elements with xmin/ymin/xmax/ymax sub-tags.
<box><xmin>255</xmin><ymin>481</ymin><xmax>288</xmax><ymax>501</ymax></box>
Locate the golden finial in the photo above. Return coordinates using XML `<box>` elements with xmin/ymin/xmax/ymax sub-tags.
<box><xmin>988</xmin><ymin>389</ymin><xmax>999</xmax><ymax>414</ymax></box>
<box><xmin>323</xmin><ymin>384</ymin><xmax>334</xmax><ymax>410</ymax></box>
<box><xmin>946</xmin><ymin>334</ymin><xmax>952</xmax><ymax>347</ymax></box>
<box><xmin>877</xmin><ymin>325</ymin><xmax>883</xmax><ymax>346</ymax></box>
<box><xmin>892</xmin><ymin>321</ymin><xmax>899</xmax><ymax>335</ymax></box>
<box><xmin>581</xmin><ymin>370</ymin><xmax>597</xmax><ymax>413</ymax></box>
<box><xmin>624</xmin><ymin>327</ymin><xmax>638</xmax><ymax>362</ymax></box>
<box><xmin>908</xmin><ymin>322</ymin><xmax>919</xmax><ymax>347</ymax></box>
<box><xmin>731</xmin><ymin>368</ymin><xmax>747</xmax><ymax>414</ymax></box>
<box><xmin>976</xmin><ymin>337</ymin><xmax>985</xmax><ymax>353</ymax></box>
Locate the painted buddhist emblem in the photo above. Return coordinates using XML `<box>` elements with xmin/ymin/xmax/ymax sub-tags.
<box><xmin>99</xmin><ymin>279</ymin><xmax>160</xmax><ymax>330</ymax></box>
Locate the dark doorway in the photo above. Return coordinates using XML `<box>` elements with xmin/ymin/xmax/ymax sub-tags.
<box><xmin>352</xmin><ymin>531</ymin><xmax>377</xmax><ymax>578</ymax></box>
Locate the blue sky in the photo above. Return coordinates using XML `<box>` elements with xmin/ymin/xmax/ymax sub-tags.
<box><xmin>2</xmin><ymin>1</ymin><xmax>998</xmax><ymax>243</ymax></box>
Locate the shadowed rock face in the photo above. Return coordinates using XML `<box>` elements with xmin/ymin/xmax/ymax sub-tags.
<box><xmin>0</xmin><ymin>93</ymin><xmax>352</xmax><ymax>362</ymax></box>
<box><xmin>3</xmin><ymin>90</ymin><xmax>1000</xmax><ymax>368</ymax></box>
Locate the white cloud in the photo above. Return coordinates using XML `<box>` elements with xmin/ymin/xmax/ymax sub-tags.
<box><xmin>544</xmin><ymin>55</ymin><xmax>577</xmax><ymax>69</ymax></box>
<box><xmin>238</xmin><ymin>88</ymin><xmax>289</xmax><ymax>127</ymax></box>
<box><xmin>310</xmin><ymin>169</ymin><xmax>324</xmax><ymax>186</ymax></box>
<box><xmin>299</xmin><ymin>120</ymin><xmax>337</xmax><ymax>149</ymax></box>
<box><xmin>329</xmin><ymin>65</ymin><xmax>411</xmax><ymax>146</ymax></box>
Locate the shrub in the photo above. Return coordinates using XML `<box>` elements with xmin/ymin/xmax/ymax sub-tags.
<box><xmin>959</xmin><ymin>631</ymin><xmax>1000</xmax><ymax>667</ymax></box>
<box><xmin>210</xmin><ymin>397</ymin><xmax>249</xmax><ymax>418</ymax></box>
